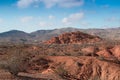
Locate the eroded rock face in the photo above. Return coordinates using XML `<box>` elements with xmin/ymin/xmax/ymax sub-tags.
<box><xmin>44</xmin><ymin>31</ymin><xmax>102</xmax><ymax>44</ymax></box>
<box><xmin>95</xmin><ymin>45</ymin><xmax>120</xmax><ymax>60</ymax></box>
<box><xmin>110</xmin><ymin>45</ymin><xmax>120</xmax><ymax>60</ymax></box>
<box><xmin>96</xmin><ymin>49</ymin><xmax>113</xmax><ymax>58</ymax></box>
<box><xmin>81</xmin><ymin>46</ymin><xmax>97</xmax><ymax>56</ymax></box>
<box><xmin>24</xmin><ymin>56</ymin><xmax>120</xmax><ymax>80</ymax></box>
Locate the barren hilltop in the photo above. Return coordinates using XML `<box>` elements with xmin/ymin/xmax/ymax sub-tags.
<box><xmin>44</xmin><ymin>31</ymin><xmax>102</xmax><ymax>44</ymax></box>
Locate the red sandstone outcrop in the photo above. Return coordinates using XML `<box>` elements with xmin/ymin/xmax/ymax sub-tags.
<box><xmin>21</xmin><ymin>56</ymin><xmax>120</xmax><ymax>80</ymax></box>
<box><xmin>81</xmin><ymin>46</ymin><xmax>97</xmax><ymax>56</ymax></box>
<box><xmin>95</xmin><ymin>45</ymin><xmax>120</xmax><ymax>60</ymax></box>
<box><xmin>44</xmin><ymin>31</ymin><xmax>102</xmax><ymax>44</ymax></box>
<box><xmin>110</xmin><ymin>45</ymin><xmax>120</xmax><ymax>60</ymax></box>
<box><xmin>96</xmin><ymin>49</ymin><xmax>113</xmax><ymax>58</ymax></box>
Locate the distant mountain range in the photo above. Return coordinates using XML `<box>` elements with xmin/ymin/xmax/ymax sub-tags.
<box><xmin>0</xmin><ymin>27</ymin><xmax>120</xmax><ymax>43</ymax></box>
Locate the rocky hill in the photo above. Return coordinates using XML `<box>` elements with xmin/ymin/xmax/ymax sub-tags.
<box><xmin>44</xmin><ymin>31</ymin><xmax>102</xmax><ymax>44</ymax></box>
<box><xmin>1</xmin><ymin>27</ymin><xmax>120</xmax><ymax>43</ymax></box>
<box><xmin>0</xmin><ymin>30</ymin><xmax>31</xmax><ymax>43</ymax></box>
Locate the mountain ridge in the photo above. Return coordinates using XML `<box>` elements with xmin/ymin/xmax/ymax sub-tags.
<box><xmin>0</xmin><ymin>27</ymin><xmax>120</xmax><ymax>43</ymax></box>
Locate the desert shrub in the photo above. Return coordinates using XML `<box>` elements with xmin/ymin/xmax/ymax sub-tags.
<box><xmin>54</xmin><ymin>65</ymin><xmax>78</xmax><ymax>79</ymax></box>
<box><xmin>93</xmin><ymin>76</ymin><xmax>101</xmax><ymax>80</ymax></box>
<box><xmin>97</xmin><ymin>56</ymin><xmax>120</xmax><ymax>64</ymax></box>
<box><xmin>97</xmin><ymin>55</ymin><xmax>105</xmax><ymax>61</ymax></box>
<box><xmin>55</xmin><ymin>66</ymin><xmax>69</xmax><ymax>79</ymax></box>
<box><xmin>89</xmin><ymin>76</ymin><xmax>101</xmax><ymax>80</ymax></box>
<box><xmin>0</xmin><ymin>49</ymin><xmax>32</xmax><ymax>76</ymax></box>
<box><xmin>48</xmin><ymin>53</ymin><xmax>57</xmax><ymax>56</ymax></box>
<box><xmin>64</xmin><ymin>53</ymin><xmax>71</xmax><ymax>56</ymax></box>
<box><xmin>29</xmin><ymin>56</ymin><xmax>51</xmax><ymax>72</ymax></box>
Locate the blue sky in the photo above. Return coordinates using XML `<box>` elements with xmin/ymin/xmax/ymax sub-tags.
<box><xmin>0</xmin><ymin>0</ymin><xmax>120</xmax><ymax>33</ymax></box>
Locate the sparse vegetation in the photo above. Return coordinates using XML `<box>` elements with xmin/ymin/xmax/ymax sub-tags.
<box><xmin>0</xmin><ymin>41</ymin><xmax>120</xmax><ymax>79</ymax></box>
<box><xmin>54</xmin><ymin>65</ymin><xmax>72</xmax><ymax>79</ymax></box>
<box><xmin>0</xmin><ymin>49</ymin><xmax>32</xmax><ymax>76</ymax></box>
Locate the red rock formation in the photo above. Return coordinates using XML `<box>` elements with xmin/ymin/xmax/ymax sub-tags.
<box><xmin>110</xmin><ymin>45</ymin><xmax>120</xmax><ymax>60</ymax></box>
<box><xmin>96</xmin><ymin>49</ymin><xmax>112</xmax><ymax>58</ymax></box>
<box><xmin>44</xmin><ymin>31</ymin><xmax>102</xmax><ymax>44</ymax></box>
<box><xmin>95</xmin><ymin>45</ymin><xmax>120</xmax><ymax>60</ymax></box>
<box><xmin>24</xmin><ymin>56</ymin><xmax>120</xmax><ymax>80</ymax></box>
<box><xmin>81</xmin><ymin>46</ymin><xmax>96</xmax><ymax>56</ymax></box>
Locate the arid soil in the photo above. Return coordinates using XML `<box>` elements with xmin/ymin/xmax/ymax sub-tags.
<box><xmin>0</xmin><ymin>42</ymin><xmax>119</xmax><ymax>80</ymax></box>
<box><xmin>14</xmin><ymin>55</ymin><xmax>119</xmax><ymax>80</ymax></box>
<box><xmin>0</xmin><ymin>31</ymin><xmax>119</xmax><ymax>80</ymax></box>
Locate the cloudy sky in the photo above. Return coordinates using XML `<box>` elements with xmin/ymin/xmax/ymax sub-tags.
<box><xmin>0</xmin><ymin>0</ymin><xmax>120</xmax><ymax>32</ymax></box>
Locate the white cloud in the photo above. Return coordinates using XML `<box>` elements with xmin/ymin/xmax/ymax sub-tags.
<box><xmin>17</xmin><ymin>0</ymin><xmax>40</xmax><ymax>8</ymax></box>
<box><xmin>17</xmin><ymin>0</ymin><xmax>84</xmax><ymax>8</ymax></box>
<box><xmin>20</xmin><ymin>16</ymin><xmax>33</xmax><ymax>23</ymax></box>
<box><xmin>49</xmin><ymin>15</ymin><xmax>55</xmax><ymax>19</ymax></box>
<box><xmin>58</xmin><ymin>0</ymin><xmax>84</xmax><ymax>8</ymax></box>
<box><xmin>39</xmin><ymin>21</ymin><xmax>53</xmax><ymax>27</ymax></box>
<box><xmin>80</xmin><ymin>21</ymin><xmax>90</xmax><ymax>26</ymax></box>
<box><xmin>106</xmin><ymin>17</ymin><xmax>120</xmax><ymax>23</ymax></box>
<box><xmin>34</xmin><ymin>4</ymin><xmax>39</xmax><ymax>8</ymax></box>
<box><xmin>101</xmin><ymin>5</ymin><xmax>109</xmax><ymax>8</ymax></box>
<box><xmin>43</xmin><ymin>0</ymin><xmax>84</xmax><ymax>8</ymax></box>
<box><xmin>62</xmin><ymin>12</ymin><xmax>84</xmax><ymax>24</ymax></box>
<box><xmin>0</xmin><ymin>18</ymin><xmax>3</xmax><ymax>23</ymax></box>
